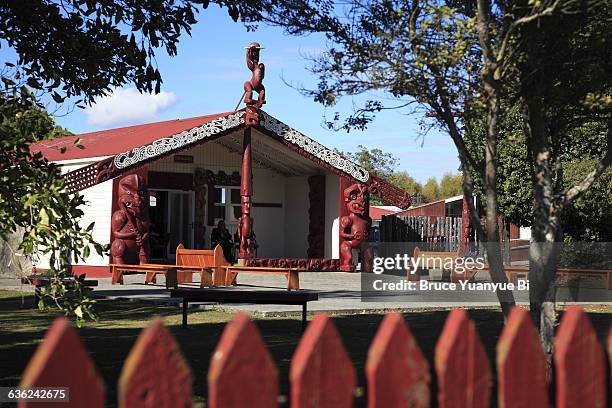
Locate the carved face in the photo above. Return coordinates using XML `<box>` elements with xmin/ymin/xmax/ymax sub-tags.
<box><xmin>241</xmin><ymin>196</ymin><xmax>251</xmax><ymax>214</ymax></box>
<box><xmin>248</xmin><ymin>42</ymin><xmax>261</xmax><ymax>61</ymax></box>
<box><xmin>344</xmin><ymin>183</ymin><xmax>368</xmax><ymax>216</ymax></box>
<box><xmin>117</xmin><ymin>174</ymin><xmax>147</xmax><ymax>217</ymax></box>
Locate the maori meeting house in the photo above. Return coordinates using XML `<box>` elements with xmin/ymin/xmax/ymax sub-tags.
<box><xmin>30</xmin><ymin>103</ymin><xmax>412</xmax><ymax>277</ymax></box>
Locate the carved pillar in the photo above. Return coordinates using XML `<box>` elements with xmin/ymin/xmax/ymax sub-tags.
<box><xmin>238</xmin><ymin>128</ymin><xmax>254</xmax><ymax>258</ymax></box>
<box><xmin>338</xmin><ymin>179</ymin><xmax>373</xmax><ymax>272</ymax></box>
<box><xmin>307</xmin><ymin>175</ymin><xmax>326</xmax><ymax>258</ymax></box>
<box><xmin>110</xmin><ymin>172</ymin><xmax>150</xmax><ymax>265</ymax></box>
<box><xmin>461</xmin><ymin>195</ymin><xmax>470</xmax><ymax>253</ymax></box>
<box><xmin>338</xmin><ymin>177</ymin><xmax>352</xmax><ymax>270</ymax></box>
<box><xmin>193</xmin><ymin>168</ymin><xmax>208</xmax><ymax>249</ymax></box>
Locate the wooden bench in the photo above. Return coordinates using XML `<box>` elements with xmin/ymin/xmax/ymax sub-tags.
<box><xmin>110</xmin><ymin>264</ymin><xmax>179</xmax><ymax>288</ymax></box>
<box><xmin>175</xmin><ymin>244</ymin><xmax>228</xmax><ymax>286</ymax></box>
<box><xmin>222</xmin><ymin>265</ymin><xmax>303</xmax><ymax>290</ymax></box>
<box><xmin>21</xmin><ymin>275</ymin><xmax>98</xmax><ymax>307</ymax></box>
<box><xmin>411</xmin><ymin>247</ymin><xmax>475</xmax><ymax>283</ymax></box>
<box><xmin>170</xmin><ymin>288</ymin><xmax>319</xmax><ymax>331</ymax></box>
<box><xmin>503</xmin><ymin>266</ymin><xmax>612</xmax><ymax>289</ymax></box>
<box><xmin>110</xmin><ymin>244</ymin><xmax>228</xmax><ymax>288</ymax></box>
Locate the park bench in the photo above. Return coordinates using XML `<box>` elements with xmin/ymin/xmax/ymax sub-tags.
<box><xmin>503</xmin><ymin>265</ymin><xmax>612</xmax><ymax>289</ymax></box>
<box><xmin>21</xmin><ymin>275</ymin><xmax>99</xmax><ymax>307</ymax></box>
<box><xmin>110</xmin><ymin>244</ymin><xmax>228</xmax><ymax>288</ymax></box>
<box><xmin>170</xmin><ymin>287</ymin><xmax>319</xmax><ymax>331</ymax></box>
<box><xmin>411</xmin><ymin>247</ymin><xmax>475</xmax><ymax>283</ymax></box>
<box><xmin>222</xmin><ymin>265</ymin><xmax>303</xmax><ymax>290</ymax></box>
<box><xmin>110</xmin><ymin>264</ymin><xmax>179</xmax><ymax>288</ymax></box>
<box><xmin>175</xmin><ymin>244</ymin><xmax>228</xmax><ymax>286</ymax></box>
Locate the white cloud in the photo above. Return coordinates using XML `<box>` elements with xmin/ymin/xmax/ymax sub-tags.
<box><xmin>84</xmin><ymin>88</ymin><xmax>177</xmax><ymax>127</ymax></box>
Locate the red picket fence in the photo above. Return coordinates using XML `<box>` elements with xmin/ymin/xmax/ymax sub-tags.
<box><xmin>18</xmin><ymin>307</ymin><xmax>609</xmax><ymax>407</ymax></box>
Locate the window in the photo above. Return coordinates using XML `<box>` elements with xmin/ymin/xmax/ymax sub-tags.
<box><xmin>213</xmin><ymin>186</ymin><xmax>241</xmax><ymax>225</ymax></box>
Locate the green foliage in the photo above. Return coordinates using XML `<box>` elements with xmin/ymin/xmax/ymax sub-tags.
<box><xmin>439</xmin><ymin>172</ymin><xmax>463</xmax><ymax>197</ymax></box>
<box><xmin>465</xmin><ymin>99</ymin><xmax>610</xmax><ymax>237</ymax></box>
<box><xmin>342</xmin><ymin>145</ymin><xmax>430</xmax><ymax>204</ymax></box>
<box><xmin>0</xmin><ymin>93</ymin><xmax>105</xmax><ymax>326</ymax></box>
<box><xmin>563</xmin><ymin>160</ymin><xmax>612</xmax><ymax>242</ymax></box>
<box><xmin>282</xmin><ymin>1</ymin><xmax>480</xmax><ymax>131</ymax></box>
<box><xmin>344</xmin><ymin>145</ymin><xmax>398</xmax><ymax>178</ymax></box>
<box><xmin>422</xmin><ymin>177</ymin><xmax>441</xmax><ymax>202</ymax></box>
<box><xmin>464</xmin><ymin>102</ymin><xmax>534</xmax><ymax>226</ymax></box>
<box><xmin>388</xmin><ymin>171</ymin><xmax>423</xmax><ymax>198</ymax></box>
<box><xmin>0</xmin><ymin>0</ymin><xmax>272</xmax><ymax>104</ymax></box>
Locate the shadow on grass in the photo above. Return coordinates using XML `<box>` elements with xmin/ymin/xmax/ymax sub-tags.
<box><xmin>0</xmin><ymin>291</ymin><xmax>610</xmax><ymax>407</ymax></box>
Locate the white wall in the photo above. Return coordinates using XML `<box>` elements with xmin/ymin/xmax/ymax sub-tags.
<box><xmin>252</xmin><ymin>168</ymin><xmax>286</xmax><ymax>258</ymax></box>
<box><xmin>325</xmin><ymin>174</ymin><xmax>340</xmax><ymax>259</ymax></box>
<box><xmin>284</xmin><ymin>176</ymin><xmax>309</xmax><ymax>258</ymax></box>
<box><xmin>519</xmin><ymin>227</ymin><xmax>532</xmax><ymax>241</ymax></box>
<box><xmin>74</xmin><ymin>179</ymin><xmax>113</xmax><ymax>265</ymax></box>
<box><xmin>36</xmin><ymin>160</ymin><xmax>112</xmax><ymax>269</ymax></box>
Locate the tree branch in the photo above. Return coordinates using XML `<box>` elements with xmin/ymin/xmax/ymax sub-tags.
<box><xmin>497</xmin><ymin>0</ymin><xmax>562</xmax><ymax>67</ymax></box>
<box><xmin>556</xmin><ymin>149</ymin><xmax>611</xmax><ymax>211</ymax></box>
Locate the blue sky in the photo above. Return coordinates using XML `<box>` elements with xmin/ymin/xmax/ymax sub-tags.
<box><xmin>3</xmin><ymin>5</ymin><xmax>460</xmax><ymax>183</ymax></box>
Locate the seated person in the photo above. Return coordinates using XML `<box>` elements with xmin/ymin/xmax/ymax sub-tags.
<box><xmin>234</xmin><ymin>228</ymin><xmax>259</xmax><ymax>257</ymax></box>
<box><xmin>211</xmin><ymin>220</ymin><xmax>234</xmax><ymax>263</ymax></box>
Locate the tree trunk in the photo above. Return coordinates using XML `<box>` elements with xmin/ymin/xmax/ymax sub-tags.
<box><xmin>475</xmin><ymin>0</ymin><xmax>516</xmax><ymax>318</ymax></box>
<box><xmin>524</xmin><ymin>97</ymin><xmax>561</xmax><ymax>376</ymax></box>
<box><xmin>483</xmin><ymin>85</ymin><xmax>515</xmax><ymax>317</ymax></box>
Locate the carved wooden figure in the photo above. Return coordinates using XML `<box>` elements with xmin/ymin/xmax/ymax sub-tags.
<box><xmin>339</xmin><ymin>183</ymin><xmax>374</xmax><ymax>272</ymax></box>
<box><xmin>243</xmin><ymin>42</ymin><xmax>266</xmax><ymax>110</ymax></box>
<box><xmin>238</xmin><ymin>129</ymin><xmax>254</xmax><ymax>258</ymax></box>
<box><xmin>110</xmin><ymin>174</ymin><xmax>150</xmax><ymax>264</ymax></box>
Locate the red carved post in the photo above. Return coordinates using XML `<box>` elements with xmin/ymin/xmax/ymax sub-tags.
<box><xmin>118</xmin><ymin>319</ymin><xmax>192</xmax><ymax>407</ymax></box>
<box><xmin>307</xmin><ymin>175</ymin><xmax>326</xmax><ymax>258</ymax></box>
<box><xmin>366</xmin><ymin>313</ymin><xmax>430</xmax><ymax>408</ymax></box>
<box><xmin>110</xmin><ymin>173</ymin><xmax>150</xmax><ymax>265</ymax></box>
<box><xmin>19</xmin><ymin>318</ymin><xmax>105</xmax><ymax>408</ymax></box>
<box><xmin>238</xmin><ymin>128</ymin><xmax>253</xmax><ymax>259</ymax></box>
<box><xmin>609</xmin><ymin>326</ymin><xmax>612</xmax><ymax>391</ymax></box>
<box><xmin>496</xmin><ymin>307</ymin><xmax>548</xmax><ymax>407</ymax></box>
<box><xmin>555</xmin><ymin>306</ymin><xmax>606</xmax><ymax>408</ymax></box>
<box><xmin>339</xmin><ymin>181</ymin><xmax>373</xmax><ymax>272</ymax></box>
<box><xmin>290</xmin><ymin>314</ymin><xmax>356</xmax><ymax>408</ymax></box>
<box><xmin>435</xmin><ymin>309</ymin><xmax>490</xmax><ymax>408</ymax></box>
<box><xmin>208</xmin><ymin>313</ymin><xmax>278</xmax><ymax>408</ymax></box>
<box><xmin>461</xmin><ymin>195</ymin><xmax>470</xmax><ymax>252</ymax></box>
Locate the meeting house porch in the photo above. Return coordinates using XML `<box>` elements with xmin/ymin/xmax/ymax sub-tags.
<box><xmin>31</xmin><ymin>107</ymin><xmax>411</xmax><ymax>277</ymax></box>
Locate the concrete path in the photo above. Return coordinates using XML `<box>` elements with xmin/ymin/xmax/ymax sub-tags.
<box><xmin>4</xmin><ymin>270</ymin><xmax>609</xmax><ymax>316</ymax></box>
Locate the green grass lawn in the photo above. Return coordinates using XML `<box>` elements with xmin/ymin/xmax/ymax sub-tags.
<box><xmin>1</xmin><ymin>289</ymin><xmax>610</xmax><ymax>407</ymax></box>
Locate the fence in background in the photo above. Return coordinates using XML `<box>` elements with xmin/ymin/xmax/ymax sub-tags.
<box><xmin>18</xmin><ymin>307</ymin><xmax>609</xmax><ymax>407</ymax></box>
<box><xmin>381</xmin><ymin>215</ymin><xmax>463</xmax><ymax>252</ymax></box>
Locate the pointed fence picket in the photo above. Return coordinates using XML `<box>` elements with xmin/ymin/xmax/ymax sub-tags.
<box><xmin>15</xmin><ymin>307</ymin><xmax>611</xmax><ymax>407</ymax></box>
<box><xmin>496</xmin><ymin>308</ymin><xmax>548</xmax><ymax>407</ymax></box>
<box><xmin>366</xmin><ymin>312</ymin><xmax>429</xmax><ymax>408</ymax></box>
<box><xmin>554</xmin><ymin>306</ymin><xmax>607</xmax><ymax>408</ymax></box>
<box><xmin>208</xmin><ymin>312</ymin><xmax>278</xmax><ymax>408</ymax></box>
<box><xmin>290</xmin><ymin>314</ymin><xmax>355</xmax><ymax>408</ymax></box>
<box><xmin>19</xmin><ymin>318</ymin><xmax>105</xmax><ymax>408</ymax></box>
<box><xmin>435</xmin><ymin>309</ymin><xmax>491</xmax><ymax>408</ymax></box>
<box><xmin>118</xmin><ymin>319</ymin><xmax>192</xmax><ymax>408</ymax></box>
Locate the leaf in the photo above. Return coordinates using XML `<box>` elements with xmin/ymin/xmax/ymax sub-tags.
<box><xmin>52</xmin><ymin>92</ymin><xmax>64</xmax><ymax>103</ymax></box>
<box><xmin>74</xmin><ymin>306</ymin><xmax>83</xmax><ymax>318</ymax></box>
<box><xmin>23</xmin><ymin>194</ymin><xmax>38</xmax><ymax>209</ymax></box>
